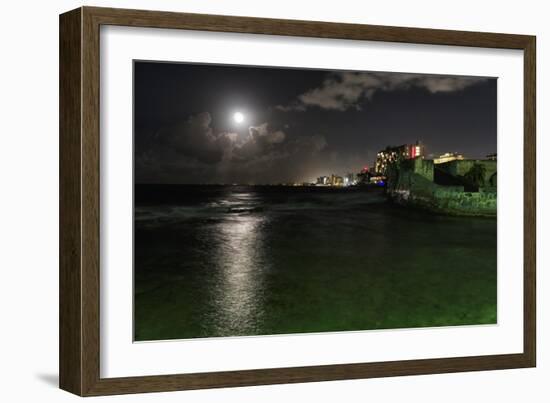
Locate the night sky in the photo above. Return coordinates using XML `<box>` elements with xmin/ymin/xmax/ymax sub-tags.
<box><xmin>134</xmin><ymin>61</ymin><xmax>496</xmax><ymax>184</ymax></box>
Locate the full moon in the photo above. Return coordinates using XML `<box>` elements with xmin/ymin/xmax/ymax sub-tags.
<box><xmin>233</xmin><ymin>112</ymin><xmax>245</xmax><ymax>123</ymax></box>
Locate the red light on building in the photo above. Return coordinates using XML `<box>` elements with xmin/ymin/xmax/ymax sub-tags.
<box><xmin>409</xmin><ymin>143</ymin><xmax>422</xmax><ymax>159</ymax></box>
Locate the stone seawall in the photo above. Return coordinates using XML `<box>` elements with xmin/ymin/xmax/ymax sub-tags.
<box><xmin>432</xmin><ymin>187</ymin><xmax>496</xmax><ymax>216</ymax></box>
<box><xmin>388</xmin><ymin>169</ymin><xmax>496</xmax><ymax>217</ymax></box>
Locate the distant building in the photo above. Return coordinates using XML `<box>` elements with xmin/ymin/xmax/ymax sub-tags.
<box><xmin>344</xmin><ymin>173</ymin><xmax>357</xmax><ymax>186</ymax></box>
<box><xmin>375</xmin><ymin>141</ymin><xmax>424</xmax><ymax>174</ymax></box>
<box><xmin>486</xmin><ymin>153</ymin><xmax>497</xmax><ymax>161</ymax></box>
<box><xmin>330</xmin><ymin>174</ymin><xmax>344</xmax><ymax>186</ymax></box>
<box><xmin>369</xmin><ymin>175</ymin><xmax>386</xmax><ymax>185</ymax></box>
<box><xmin>434</xmin><ymin>152</ymin><xmax>464</xmax><ymax>164</ymax></box>
<box><xmin>356</xmin><ymin>169</ymin><xmax>370</xmax><ymax>185</ymax></box>
<box><xmin>316</xmin><ymin>176</ymin><xmax>329</xmax><ymax>185</ymax></box>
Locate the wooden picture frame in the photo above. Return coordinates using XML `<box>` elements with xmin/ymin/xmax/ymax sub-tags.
<box><xmin>59</xmin><ymin>6</ymin><xmax>536</xmax><ymax>396</ymax></box>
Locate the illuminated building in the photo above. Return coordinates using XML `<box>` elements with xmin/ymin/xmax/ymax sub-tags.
<box><xmin>330</xmin><ymin>174</ymin><xmax>344</xmax><ymax>186</ymax></box>
<box><xmin>375</xmin><ymin>141</ymin><xmax>424</xmax><ymax>174</ymax></box>
<box><xmin>344</xmin><ymin>173</ymin><xmax>357</xmax><ymax>186</ymax></box>
<box><xmin>486</xmin><ymin>153</ymin><xmax>497</xmax><ymax>161</ymax></box>
<box><xmin>316</xmin><ymin>176</ymin><xmax>329</xmax><ymax>185</ymax></box>
<box><xmin>434</xmin><ymin>152</ymin><xmax>464</xmax><ymax>164</ymax></box>
<box><xmin>369</xmin><ymin>175</ymin><xmax>386</xmax><ymax>186</ymax></box>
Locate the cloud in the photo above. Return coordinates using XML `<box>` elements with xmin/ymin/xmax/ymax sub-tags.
<box><xmin>231</xmin><ymin>122</ymin><xmax>326</xmax><ymax>166</ymax></box>
<box><xmin>277</xmin><ymin>72</ymin><xmax>488</xmax><ymax>111</ymax></box>
<box><xmin>153</xmin><ymin>112</ymin><xmax>238</xmax><ymax>164</ymax></box>
<box><xmin>248</xmin><ymin>123</ymin><xmax>286</xmax><ymax>145</ymax></box>
<box><xmin>135</xmin><ymin>113</ymin><xmax>327</xmax><ymax>183</ymax></box>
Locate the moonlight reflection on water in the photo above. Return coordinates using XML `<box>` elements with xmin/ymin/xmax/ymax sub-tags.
<box><xmin>211</xmin><ymin>210</ymin><xmax>268</xmax><ymax>336</ymax></box>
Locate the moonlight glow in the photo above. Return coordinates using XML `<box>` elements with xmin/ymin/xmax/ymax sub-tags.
<box><xmin>233</xmin><ymin>112</ymin><xmax>245</xmax><ymax>123</ymax></box>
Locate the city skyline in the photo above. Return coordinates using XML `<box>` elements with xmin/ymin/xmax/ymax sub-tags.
<box><xmin>134</xmin><ymin>61</ymin><xmax>497</xmax><ymax>184</ymax></box>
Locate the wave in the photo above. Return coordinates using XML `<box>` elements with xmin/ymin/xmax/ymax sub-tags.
<box><xmin>135</xmin><ymin>188</ymin><xmax>386</xmax><ymax>228</ymax></box>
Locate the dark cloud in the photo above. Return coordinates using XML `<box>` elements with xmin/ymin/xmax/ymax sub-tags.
<box><xmin>135</xmin><ymin>112</ymin><xmax>327</xmax><ymax>184</ymax></box>
<box><xmin>232</xmin><ymin>123</ymin><xmax>286</xmax><ymax>162</ymax></box>
<box><xmin>153</xmin><ymin>112</ymin><xmax>237</xmax><ymax>164</ymax></box>
<box><xmin>277</xmin><ymin>71</ymin><xmax>489</xmax><ymax>111</ymax></box>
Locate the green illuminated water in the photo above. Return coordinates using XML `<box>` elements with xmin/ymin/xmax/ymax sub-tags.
<box><xmin>134</xmin><ymin>185</ymin><xmax>496</xmax><ymax>341</ymax></box>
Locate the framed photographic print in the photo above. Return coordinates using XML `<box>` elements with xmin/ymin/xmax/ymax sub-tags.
<box><xmin>59</xmin><ymin>6</ymin><xmax>536</xmax><ymax>396</ymax></box>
